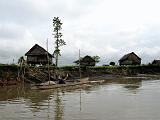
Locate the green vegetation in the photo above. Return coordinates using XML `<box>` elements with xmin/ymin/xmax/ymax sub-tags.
<box><xmin>59</xmin><ymin>66</ymin><xmax>78</xmax><ymax>71</ymax></box>
<box><xmin>0</xmin><ymin>64</ymin><xmax>18</xmax><ymax>70</ymax></box>
<box><xmin>92</xmin><ymin>56</ymin><xmax>100</xmax><ymax>63</ymax></box>
<box><xmin>0</xmin><ymin>64</ymin><xmax>160</xmax><ymax>82</ymax></box>
<box><xmin>57</xmin><ymin>65</ymin><xmax>160</xmax><ymax>76</ymax></box>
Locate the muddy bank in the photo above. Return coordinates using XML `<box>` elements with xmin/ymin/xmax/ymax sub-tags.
<box><xmin>0</xmin><ymin>65</ymin><xmax>160</xmax><ymax>85</ymax></box>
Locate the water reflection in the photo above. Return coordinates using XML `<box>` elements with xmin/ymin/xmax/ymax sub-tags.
<box><xmin>122</xmin><ymin>78</ymin><xmax>142</xmax><ymax>94</ymax></box>
<box><xmin>54</xmin><ymin>91</ymin><xmax>64</xmax><ymax>120</ymax></box>
<box><xmin>0</xmin><ymin>85</ymin><xmax>26</xmax><ymax>101</ymax></box>
<box><xmin>26</xmin><ymin>90</ymin><xmax>54</xmax><ymax>113</ymax></box>
<box><xmin>1</xmin><ymin>78</ymin><xmax>160</xmax><ymax>120</ymax></box>
<box><xmin>91</xmin><ymin>76</ymin><xmax>143</xmax><ymax>94</ymax></box>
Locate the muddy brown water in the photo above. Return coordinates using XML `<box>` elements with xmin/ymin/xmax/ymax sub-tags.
<box><xmin>0</xmin><ymin>78</ymin><xmax>160</xmax><ymax>120</ymax></box>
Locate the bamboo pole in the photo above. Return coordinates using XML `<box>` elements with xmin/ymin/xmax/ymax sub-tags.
<box><xmin>46</xmin><ymin>38</ymin><xmax>50</xmax><ymax>84</ymax></box>
<box><xmin>79</xmin><ymin>49</ymin><xmax>81</xmax><ymax>79</ymax></box>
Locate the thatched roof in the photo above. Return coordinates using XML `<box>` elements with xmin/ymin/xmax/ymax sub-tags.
<box><xmin>81</xmin><ymin>55</ymin><xmax>95</xmax><ymax>62</ymax></box>
<box><xmin>80</xmin><ymin>55</ymin><xmax>96</xmax><ymax>66</ymax></box>
<box><xmin>152</xmin><ymin>60</ymin><xmax>160</xmax><ymax>65</ymax></box>
<box><xmin>74</xmin><ymin>55</ymin><xmax>95</xmax><ymax>63</ymax></box>
<box><xmin>74</xmin><ymin>55</ymin><xmax>95</xmax><ymax>67</ymax></box>
<box><xmin>119</xmin><ymin>52</ymin><xmax>141</xmax><ymax>62</ymax></box>
<box><xmin>25</xmin><ymin>44</ymin><xmax>53</xmax><ymax>57</ymax></box>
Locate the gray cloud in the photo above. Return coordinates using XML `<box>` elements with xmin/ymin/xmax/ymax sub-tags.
<box><xmin>0</xmin><ymin>23</ymin><xmax>39</xmax><ymax>63</ymax></box>
<box><xmin>0</xmin><ymin>0</ymin><xmax>160</xmax><ymax>65</ymax></box>
<box><xmin>0</xmin><ymin>24</ymin><xmax>26</xmax><ymax>39</ymax></box>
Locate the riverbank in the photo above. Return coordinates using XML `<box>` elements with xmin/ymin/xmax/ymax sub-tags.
<box><xmin>0</xmin><ymin>64</ymin><xmax>160</xmax><ymax>85</ymax></box>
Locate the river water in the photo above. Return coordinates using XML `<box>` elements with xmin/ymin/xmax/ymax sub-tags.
<box><xmin>0</xmin><ymin>78</ymin><xmax>160</xmax><ymax>120</ymax></box>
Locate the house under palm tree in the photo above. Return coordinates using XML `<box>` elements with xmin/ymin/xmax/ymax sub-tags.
<box><xmin>74</xmin><ymin>55</ymin><xmax>96</xmax><ymax>67</ymax></box>
<box><xmin>81</xmin><ymin>55</ymin><xmax>95</xmax><ymax>66</ymax></box>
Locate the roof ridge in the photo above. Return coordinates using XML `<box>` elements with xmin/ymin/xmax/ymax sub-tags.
<box><xmin>25</xmin><ymin>44</ymin><xmax>52</xmax><ymax>57</ymax></box>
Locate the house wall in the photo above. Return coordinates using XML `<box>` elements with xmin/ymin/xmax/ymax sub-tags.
<box><xmin>120</xmin><ymin>60</ymin><xmax>141</xmax><ymax>65</ymax></box>
<box><xmin>152</xmin><ymin>61</ymin><xmax>160</xmax><ymax>65</ymax></box>
<box><xmin>119</xmin><ymin>53</ymin><xmax>141</xmax><ymax>66</ymax></box>
<box><xmin>81</xmin><ymin>61</ymin><xmax>95</xmax><ymax>66</ymax></box>
<box><xmin>27</xmin><ymin>55</ymin><xmax>52</xmax><ymax>65</ymax></box>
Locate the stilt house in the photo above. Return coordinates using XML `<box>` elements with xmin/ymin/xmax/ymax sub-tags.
<box><xmin>152</xmin><ymin>60</ymin><xmax>160</xmax><ymax>66</ymax></box>
<box><xmin>119</xmin><ymin>52</ymin><xmax>141</xmax><ymax>65</ymax></box>
<box><xmin>80</xmin><ymin>55</ymin><xmax>96</xmax><ymax>67</ymax></box>
<box><xmin>25</xmin><ymin>44</ymin><xmax>53</xmax><ymax>65</ymax></box>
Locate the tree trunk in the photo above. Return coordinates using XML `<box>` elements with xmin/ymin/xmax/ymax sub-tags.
<box><xmin>55</xmin><ymin>30</ymin><xmax>59</xmax><ymax>67</ymax></box>
<box><xmin>55</xmin><ymin>53</ymin><xmax>58</xmax><ymax>67</ymax></box>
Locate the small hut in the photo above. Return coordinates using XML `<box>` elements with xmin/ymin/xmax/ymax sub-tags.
<box><xmin>119</xmin><ymin>52</ymin><xmax>141</xmax><ymax>66</ymax></box>
<box><xmin>80</xmin><ymin>55</ymin><xmax>96</xmax><ymax>67</ymax></box>
<box><xmin>25</xmin><ymin>44</ymin><xmax>53</xmax><ymax>65</ymax></box>
<box><xmin>152</xmin><ymin>60</ymin><xmax>160</xmax><ymax>66</ymax></box>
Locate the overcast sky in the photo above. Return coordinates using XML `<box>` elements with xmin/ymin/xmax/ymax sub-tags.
<box><xmin>0</xmin><ymin>0</ymin><xmax>160</xmax><ymax>65</ymax></box>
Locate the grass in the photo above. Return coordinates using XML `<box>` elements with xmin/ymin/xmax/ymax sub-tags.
<box><xmin>0</xmin><ymin>64</ymin><xmax>19</xmax><ymax>71</ymax></box>
<box><xmin>0</xmin><ymin>64</ymin><xmax>159</xmax><ymax>74</ymax></box>
<box><xmin>59</xmin><ymin>66</ymin><xmax>78</xmax><ymax>71</ymax></box>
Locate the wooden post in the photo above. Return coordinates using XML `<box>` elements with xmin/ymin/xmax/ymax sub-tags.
<box><xmin>79</xmin><ymin>49</ymin><xmax>81</xmax><ymax>79</ymax></box>
<box><xmin>46</xmin><ymin>38</ymin><xmax>50</xmax><ymax>84</ymax></box>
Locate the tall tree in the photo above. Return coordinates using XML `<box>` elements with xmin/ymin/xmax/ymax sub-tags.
<box><xmin>53</xmin><ymin>17</ymin><xmax>66</xmax><ymax>67</ymax></box>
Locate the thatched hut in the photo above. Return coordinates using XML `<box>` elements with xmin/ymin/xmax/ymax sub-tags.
<box><xmin>119</xmin><ymin>52</ymin><xmax>141</xmax><ymax>65</ymax></box>
<box><xmin>152</xmin><ymin>60</ymin><xmax>160</xmax><ymax>66</ymax></box>
<box><xmin>74</xmin><ymin>55</ymin><xmax>96</xmax><ymax>67</ymax></box>
<box><xmin>80</xmin><ymin>55</ymin><xmax>96</xmax><ymax>67</ymax></box>
<box><xmin>25</xmin><ymin>44</ymin><xmax>53</xmax><ymax>65</ymax></box>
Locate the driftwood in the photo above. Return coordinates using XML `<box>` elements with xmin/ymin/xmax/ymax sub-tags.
<box><xmin>57</xmin><ymin>73</ymin><xmax>69</xmax><ymax>84</ymax></box>
<box><xmin>64</xmin><ymin>73</ymin><xmax>68</xmax><ymax>80</ymax></box>
<box><xmin>22</xmin><ymin>66</ymin><xmax>70</xmax><ymax>84</ymax></box>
